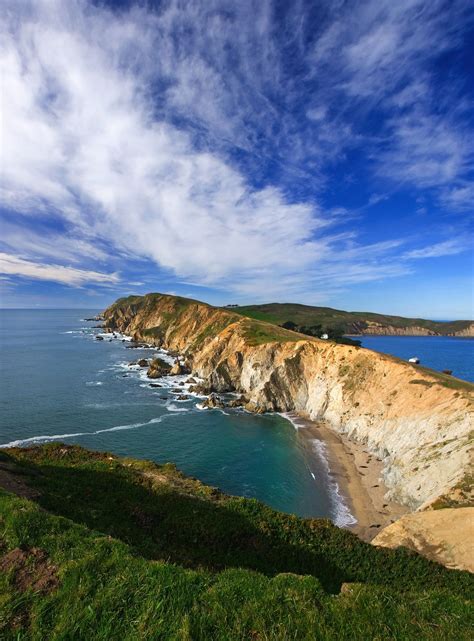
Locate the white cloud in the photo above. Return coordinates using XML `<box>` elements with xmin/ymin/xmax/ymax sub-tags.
<box><xmin>0</xmin><ymin>253</ymin><xmax>119</xmax><ymax>286</ymax></box>
<box><xmin>403</xmin><ymin>240</ymin><xmax>469</xmax><ymax>260</ymax></box>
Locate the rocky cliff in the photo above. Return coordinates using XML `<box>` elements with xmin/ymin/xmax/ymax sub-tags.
<box><xmin>103</xmin><ymin>293</ymin><xmax>474</xmax><ymax>513</ymax></box>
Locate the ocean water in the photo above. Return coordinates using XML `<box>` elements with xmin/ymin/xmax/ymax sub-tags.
<box><xmin>0</xmin><ymin>309</ymin><xmax>351</xmax><ymax>523</ymax></box>
<box><xmin>358</xmin><ymin>335</ymin><xmax>474</xmax><ymax>382</ymax></box>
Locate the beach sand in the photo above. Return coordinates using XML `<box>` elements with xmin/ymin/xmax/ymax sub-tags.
<box><xmin>288</xmin><ymin>413</ymin><xmax>409</xmax><ymax>541</ymax></box>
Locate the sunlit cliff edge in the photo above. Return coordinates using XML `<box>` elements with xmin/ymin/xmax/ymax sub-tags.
<box><xmin>103</xmin><ymin>293</ymin><xmax>473</xmax><ymax>517</ymax></box>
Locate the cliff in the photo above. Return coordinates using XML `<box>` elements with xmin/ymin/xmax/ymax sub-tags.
<box><xmin>233</xmin><ymin>302</ymin><xmax>474</xmax><ymax>336</ymax></box>
<box><xmin>372</xmin><ymin>507</ymin><xmax>474</xmax><ymax>572</ymax></box>
<box><xmin>103</xmin><ymin>293</ymin><xmax>474</xmax><ymax>512</ymax></box>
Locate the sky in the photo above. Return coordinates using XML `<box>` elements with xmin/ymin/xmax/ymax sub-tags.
<box><xmin>1</xmin><ymin>0</ymin><xmax>473</xmax><ymax>318</ymax></box>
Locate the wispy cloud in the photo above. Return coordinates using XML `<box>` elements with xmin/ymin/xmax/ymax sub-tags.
<box><xmin>403</xmin><ymin>239</ymin><xmax>470</xmax><ymax>260</ymax></box>
<box><xmin>0</xmin><ymin>254</ymin><xmax>119</xmax><ymax>287</ymax></box>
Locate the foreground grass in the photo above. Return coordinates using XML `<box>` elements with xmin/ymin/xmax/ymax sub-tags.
<box><xmin>0</xmin><ymin>444</ymin><xmax>473</xmax><ymax>640</ymax></box>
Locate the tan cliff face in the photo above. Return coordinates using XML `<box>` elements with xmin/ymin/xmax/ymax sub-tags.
<box><xmin>103</xmin><ymin>294</ymin><xmax>474</xmax><ymax>513</ymax></box>
<box><xmin>349</xmin><ymin>321</ymin><xmax>474</xmax><ymax>336</ymax></box>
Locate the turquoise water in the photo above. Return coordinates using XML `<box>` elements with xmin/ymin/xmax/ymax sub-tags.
<box><xmin>359</xmin><ymin>335</ymin><xmax>474</xmax><ymax>382</ymax></box>
<box><xmin>0</xmin><ymin>309</ymin><xmax>346</xmax><ymax>522</ymax></box>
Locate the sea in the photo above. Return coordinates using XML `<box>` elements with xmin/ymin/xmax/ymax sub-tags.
<box><xmin>1</xmin><ymin>310</ymin><xmax>472</xmax><ymax>525</ymax></box>
<box><xmin>358</xmin><ymin>335</ymin><xmax>474</xmax><ymax>382</ymax></box>
<box><xmin>0</xmin><ymin>309</ymin><xmax>350</xmax><ymax>524</ymax></box>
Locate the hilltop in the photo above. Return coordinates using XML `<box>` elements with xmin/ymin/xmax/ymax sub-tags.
<box><xmin>0</xmin><ymin>444</ymin><xmax>473</xmax><ymax>640</ymax></box>
<box><xmin>231</xmin><ymin>302</ymin><xmax>474</xmax><ymax>336</ymax></box>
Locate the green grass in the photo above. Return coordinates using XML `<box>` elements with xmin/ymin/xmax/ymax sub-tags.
<box><xmin>0</xmin><ymin>444</ymin><xmax>473</xmax><ymax>640</ymax></box>
<box><xmin>241</xmin><ymin>319</ymin><xmax>308</xmax><ymax>346</ymax></box>
<box><xmin>233</xmin><ymin>303</ymin><xmax>472</xmax><ymax>336</ymax></box>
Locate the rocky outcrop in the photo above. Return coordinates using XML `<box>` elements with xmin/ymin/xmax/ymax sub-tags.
<box><xmin>103</xmin><ymin>293</ymin><xmax>474</xmax><ymax>513</ymax></box>
<box><xmin>147</xmin><ymin>357</ymin><xmax>171</xmax><ymax>379</ymax></box>
<box><xmin>372</xmin><ymin>508</ymin><xmax>474</xmax><ymax>572</ymax></box>
<box><xmin>200</xmin><ymin>393</ymin><xmax>226</xmax><ymax>409</ymax></box>
<box><xmin>169</xmin><ymin>361</ymin><xmax>190</xmax><ymax>376</ymax></box>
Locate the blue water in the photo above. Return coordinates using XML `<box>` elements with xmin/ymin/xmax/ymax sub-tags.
<box><xmin>359</xmin><ymin>335</ymin><xmax>474</xmax><ymax>382</ymax></box>
<box><xmin>0</xmin><ymin>309</ymin><xmax>346</xmax><ymax>522</ymax></box>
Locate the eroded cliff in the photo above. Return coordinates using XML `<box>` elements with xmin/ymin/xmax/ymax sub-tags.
<box><xmin>103</xmin><ymin>293</ymin><xmax>474</xmax><ymax>512</ymax></box>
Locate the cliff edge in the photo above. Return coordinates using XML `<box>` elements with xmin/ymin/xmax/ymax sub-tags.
<box><xmin>103</xmin><ymin>293</ymin><xmax>473</xmax><ymax>514</ymax></box>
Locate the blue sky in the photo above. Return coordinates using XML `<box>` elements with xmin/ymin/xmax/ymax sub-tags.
<box><xmin>1</xmin><ymin>0</ymin><xmax>473</xmax><ymax>318</ymax></box>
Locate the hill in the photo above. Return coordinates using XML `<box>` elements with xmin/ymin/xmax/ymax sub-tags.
<box><xmin>1</xmin><ymin>444</ymin><xmax>473</xmax><ymax>640</ymax></box>
<box><xmin>231</xmin><ymin>303</ymin><xmax>474</xmax><ymax>336</ymax></box>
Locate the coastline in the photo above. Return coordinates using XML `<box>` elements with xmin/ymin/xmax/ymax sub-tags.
<box><xmin>286</xmin><ymin>413</ymin><xmax>409</xmax><ymax>541</ymax></box>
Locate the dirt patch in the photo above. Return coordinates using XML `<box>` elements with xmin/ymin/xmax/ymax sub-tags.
<box><xmin>0</xmin><ymin>461</ymin><xmax>40</xmax><ymax>500</ymax></box>
<box><xmin>0</xmin><ymin>546</ymin><xmax>59</xmax><ymax>594</ymax></box>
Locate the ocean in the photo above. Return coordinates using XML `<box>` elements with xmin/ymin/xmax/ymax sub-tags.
<box><xmin>358</xmin><ymin>335</ymin><xmax>474</xmax><ymax>382</ymax></box>
<box><xmin>0</xmin><ymin>309</ymin><xmax>348</xmax><ymax>523</ymax></box>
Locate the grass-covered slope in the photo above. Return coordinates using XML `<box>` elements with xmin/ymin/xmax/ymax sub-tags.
<box><xmin>1</xmin><ymin>445</ymin><xmax>473</xmax><ymax>640</ymax></box>
<box><xmin>233</xmin><ymin>303</ymin><xmax>473</xmax><ymax>335</ymax></box>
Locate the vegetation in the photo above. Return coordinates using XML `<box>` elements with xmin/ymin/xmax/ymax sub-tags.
<box><xmin>241</xmin><ymin>319</ymin><xmax>306</xmax><ymax>346</ymax></box>
<box><xmin>280</xmin><ymin>320</ymin><xmax>361</xmax><ymax>346</ymax></box>
<box><xmin>0</xmin><ymin>444</ymin><xmax>473</xmax><ymax>640</ymax></box>
<box><xmin>233</xmin><ymin>302</ymin><xmax>472</xmax><ymax>336</ymax></box>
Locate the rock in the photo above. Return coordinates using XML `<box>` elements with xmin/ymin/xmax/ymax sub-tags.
<box><xmin>189</xmin><ymin>382</ymin><xmax>212</xmax><ymax>395</ymax></box>
<box><xmin>244</xmin><ymin>401</ymin><xmax>266</xmax><ymax>414</ymax></box>
<box><xmin>170</xmin><ymin>359</ymin><xmax>191</xmax><ymax>376</ymax></box>
<box><xmin>146</xmin><ymin>357</ymin><xmax>171</xmax><ymax>379</ymax></box>
<box><xmin>170</xmin><ymin>362</ymin><xmax>184</xmax><ymax>376</ymax></box>
<box><xmin>371</xmin><ymin>508</ymin><xmax>474</xmax><ymax>572</ymax></box>
<box><xmin>227</xmin><ymin>395</ymin><xmax>248</xmax><ymax>408</ymax></box>
<box><xmin>149</xmin><ymin>383</ymin><xmax>162</xmax><ymax>388</ymax></box>
<box><xmin>176</xmin><ymin>394</ymin><xmax>190</xmax><ymax>401</ymax></box>
<box><xmin>186</xmin><ymin>377</ymin><xmax>197</xmax><ymax>384</ymax></box>
<box><xmin>137</xmin><ymin>359</ymin><xmax>149</xmax><ymax>368</ymax></box>
<box><xmin>95</xmin><ymin>336</ymin><xmax>104</xmax><ymax>341</ymax></box>
<box><xmin>201</xmin><ymin>393</ymin><xmax>225</xmax><ymax>409</ymax></box>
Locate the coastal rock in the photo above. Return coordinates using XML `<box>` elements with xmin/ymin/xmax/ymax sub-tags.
<box><xmin>169</xmin><ymin>360</ymin><xmax>190</xmax><ymax>376</ymax></box>
<box><xmin>137</xmin><ymin>359</ymin><xmax>149</xmax><ymax>368</ymax></box>
<box><xmin>189</xmin><ymin>382</ymin><xmax>213</xmax><ymax>395</ymax></box>
<box><xmin>372</xmin><ymin>508</ymin><xmax>474</xmax><ymax>572</ymax></box>
<box><xmin>176</xmin><ymin>394</ymin><xmax>190</xmax><ymax>401</ymax></box>
<box><xmin>227</xmin><ymin>395</ymin><xmax>248</xmax><ymax>408</ymax></box>
<box><xmin>201</xmin><ymin>393</ymin><xmax>225</xmax><ymax>409</ymax></box>
<box><xmin>147</xmin><ymin>357</ymin><xmax>171</xmax><ymax>379</ymax></box>
<box><xmin>244</xmin><ymin>401</ymin><xmax>266</xmax><ymax>414</ymax></box>
<box><xmin>95</xmin><ymin>335</ymin><xmax>104</xmax><ymax>341</ymax></box>
<box><xmin>186</xmin><ymin>377</ymin><xmax>197</xmax><ymax>384</ymax></box>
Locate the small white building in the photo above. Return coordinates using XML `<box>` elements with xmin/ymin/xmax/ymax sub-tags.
<box><xmin>408</xmin><ymin>357</ymin><xmax>420</xmax><ymax>364</ymax></box>
<box><xmin>321</xmin><ymin>333</ymin><xmax>329</xmax><ymax>340</ymax></box>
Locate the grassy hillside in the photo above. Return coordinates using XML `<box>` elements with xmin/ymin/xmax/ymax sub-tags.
<box><xmin>232</xmin><ymin>303</ymin><xmax>472</xmax><ymax>335</ymax></box>
<box><xmin>1</xmin><ymin>444</ymin><xmax>473</xmax><ymax>640</ymax></box>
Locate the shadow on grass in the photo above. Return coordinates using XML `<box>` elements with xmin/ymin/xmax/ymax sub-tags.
<box><xmin>1</xmin><ymin>449</ymin><xmax>346</xmax><ymax>592</ymax></box>
<box><xmin>2</xmin><ymin>446</ymin><xmax>473</xmax><ymax>598</ymax></box>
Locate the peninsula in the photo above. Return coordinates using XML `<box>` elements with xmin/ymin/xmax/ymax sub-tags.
<box><xmin>103</xmin><ymin>293</ymin><xmax>473</xmax><ymax>556</ymax></box>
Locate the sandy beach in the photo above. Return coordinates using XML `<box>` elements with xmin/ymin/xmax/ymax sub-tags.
<box><xmin>288</xmin><ymin>413</ymin><xmax>409</xmax><ymax>541</ymax></box>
